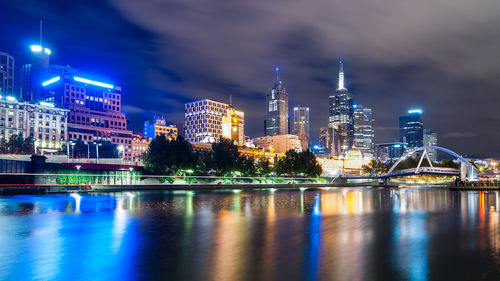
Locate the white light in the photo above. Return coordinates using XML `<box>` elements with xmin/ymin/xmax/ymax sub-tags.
<box><xmin>42</xmin><ymin>76</ymin><xmax>60</xmax><ymax>86</ymax></box>
<box><xmin>39</xmin><ymin>101</ymin><xmax>55</xmax><ymax>108</ymax></box>
<box><xmin>30</xmin><ymin>45</ymin><xmax>42</xmax><ymax>52</ymax></box>
<box><xmin>73</xmin><ymin>76</ymin><xmax>114</xmax><ymax>89</ymax></box>
<box><xmin>44</xmin><ymin>48</ymin><xmax>51</xmax><ymax>55</ymax></box>
<box><xmin>408</xmin><ymin>109</ymin><xmax>422</xmax><ymax>114</ymax></box>
<box><xmin>6</xmin><ymin>96</ymin><xmax>16</xmax><ymax>102</ymax></box>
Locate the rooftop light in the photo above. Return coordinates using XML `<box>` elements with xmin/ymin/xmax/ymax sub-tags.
<box><xmin>73</xmin><ymin>76</ymin><xmax>114</xmax><ymax>89</ymax></box>
<box><xmin>408</xmin><ymin>109</ymin><xmax>423</xmax><ymax>114</ymax></box>
<box><xmin>30</xmin><ymin>45</ymin><xmax>42</xmax><ymax>52</ymax></box>
<box><xmin>42</xmin><ymin>76</ymin><xmax>60</xmax><ymax>86</ymax></box>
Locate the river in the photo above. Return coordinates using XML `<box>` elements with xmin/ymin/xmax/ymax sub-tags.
<box><xmin>1</xmin><ymin>187</ymin><xmax>500</xmax><ymax>280</ymax></box>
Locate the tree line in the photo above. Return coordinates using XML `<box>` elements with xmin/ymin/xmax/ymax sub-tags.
<box><xmin>0</xmin><ymin>134</ymin><xmax>34</xmax><ymax>154</ymax></box>
<box><xmin>142</xmin><ymin>135</ymin><xmax>323</xmax><ymax>178</ymax></box>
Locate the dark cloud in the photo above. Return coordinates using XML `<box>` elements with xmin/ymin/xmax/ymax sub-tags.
<box><xmin>2</xmin><ymin>0</ymin><xmax>500</xmax><ymax>157</ymax></box>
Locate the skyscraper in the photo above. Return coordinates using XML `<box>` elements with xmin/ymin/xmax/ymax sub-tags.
<box><xmin>399</xmin><ymin>108</ymin><xmax>424</xmax><ymax>149</ymax></box>
<box><xmin>21</xmin><ymin>44</ymin><xmax>52</xmax><ymax>102</ymax></box>
<box><xmin>265</xmin><ymin>67</ymin><xmax>288</xmax><ymax>136</ymax></box>
<box><xmin>353</xmin><ymin>105</ymin><xmax>375</xmax><ymax>155</ymax></box>
<box><xmin>0</xmin><ymin>52</ymin><xmax>14</xmax><ymax>94</ymax></box>
<box><xmin>292</xmin><ymin>106</ymin><xmax>310</xmax><ymax>139</ymax></box>
<box><xmin>329</xmin><ymin>60</ymin><xmax>354</xmax><ymax>153</ymax></box>
<box><xmin>423</xmin><ymin>128</ymin><xmax>438</xmax><ymax>162</ymax></box>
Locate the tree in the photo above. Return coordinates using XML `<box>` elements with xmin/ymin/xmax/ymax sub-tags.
<box><xmin>142</xmin><ymin>135</ymin><xmax>199</xmax><ymax>175</ymax></box>
<box><xmin>237</xmin><ymin>156</ymin><xmax>256</xmax><ymax>176</ymax></box>
<box><xmin>0</xmin><ymin>134</ymin><xmax>35</xmax><ymax>154</ymax></box>
<box><xmin>362</xmin><ymin>160</ymin><xmax>389</xmax><ymax>176</ymax></box>
<box><xmin>256</xmin><ymin>158</ymin><xmax>272</xmax><ymax>175</ymax></box>
<box><xmin>207</xmin><ymin>137</ymin><xmax>240</xmax><ymax>175</ymax></box>
<box><xmin>275</xmin><ymin>149</ymin><xmax>322</xmax><ymax>177</ymax></box>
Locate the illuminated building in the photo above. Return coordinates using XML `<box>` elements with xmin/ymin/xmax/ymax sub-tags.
<box><xmin>298</xmin><ymin>121</ymin><xmax>309</xmax><ymax>151</ymax></box>
<box><xmin>222</xmin><ymin>107</ymin><xmax>244</xmax><ymax>146</ymax></box>
<box><xmin>375</xmin><ymin>142</ymin><xmax>408</xmax><ymax>161</ymax></box>
<box><xmin>144</xmin><ymin>116</ymin><xmax>177</xmax><ymax>140</ymax></box>
<box><xmin>184</xmin><ymin>99</ymin><xmax>244</xmax><ymax>145</ymax></box>
<box><xmin>265</xmin><ymin>67</ymin><xmax>289</xmax><ymax>136</ymax></box>
<box><xmin>329</xmin><ymin>60</ymin><xmax>354</xmax><ymax>153</ymax></box>
<box><xmin>399</xmin><ymin>108</ymin><xmax>424</xmax><ymax>149</ymax></box>
<box><xmin>21</xmin><ymin>44</ymin><xmax>52</xmax><ymax>102</ymax></box>
<box><xmin>353</xmin><ymin>105</ymin><xmax>374</xmax><ymax>155</ymax></box>
<box><xmin>191</xmin><ymin>142</ymin><xmax>281</xmax><ymax>164</ymax></box>
<box><xmin>0</xmin><ymin>96</ymin><xmax>68</xmax><ymax>151</ymax></box>
<box><xmin>131</xmin><ymin>134</ymin><xmax>151</xmax><ymax>163</ymax></box>
<box><xmin>319</xmin><ymin>123</ymin><xmax>341</xmax><ymax>157</ymax></box>
<box><xmin>292</xmin><ymin>106</ymin><xmax>309</xmax><ymax>139</ymax></box>
<box><xmin>0</xmin><ymin>52</ymin><xmax>14</xmax><ymax>94</ymax></box>
<box><xmin>254</xmin><ymin>134</ymin><xmax>301</xmax><ymax>154</ymax></box>
<box><xmin>40</xmin><ymin>74</ymin><xmax>133</xmax><ymax>160</ymax></box>
<box><xmin>423</xmin><ymin>128</ymin><xmax>438</xmax><ymax>162</ymax></box>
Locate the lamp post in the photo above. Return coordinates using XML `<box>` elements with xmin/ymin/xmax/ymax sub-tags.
<box><xmin>118</xmin><ymin>145</ymin><xmax>124</xmax><ymax>163</ymax></box>
<box><xmin>94</xmin><ymin>142</ymin><xmax>102</xmax><ymax>163</ymax></box>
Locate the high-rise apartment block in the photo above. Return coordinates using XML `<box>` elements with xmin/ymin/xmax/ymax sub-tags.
<box><xmin>184</xmin><ymin>99</ymin><xmax>244</xmax><ymax>145</ymax></box>
<box><xmin>0</xmin><ymin>52</ymin><xmax>14</xmax><ymax>94</ymax></box>
<box><xmin>353</xmin><ymin>105</ymin><xmax>374</xmax><ymax>155</ymax></box>
<box><xmin>144</xmin><ymin>116</ymin><xmax>177</xmax><ymax>140</ymax></box>
<box><xmin>292</xmin><ymin>106</ymin><xmax>310</xmax><ymax>138</ymax></box>
<box><xmin>329</xmin><ymin>61</ymin><xmax>354</xmax><ymax>153</ymax></box>
<box><xmin>399</xmin><ymin>108</ymin><xmax>424</xmax><ymax>149</ymax></box>
<box><xmin>265</xmin><ymin>67</ymin><xmax>288</xmax><ymax>136</ymax></box>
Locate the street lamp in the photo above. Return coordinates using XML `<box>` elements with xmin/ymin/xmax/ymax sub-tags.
<box><xmin>93</xmin><ymin>142</ymin><xmax>102</xmax><ymax>163</ymax></box>
<box><xmin>67</xmin><ymin>141</ymin><xmax>75</xmax><ymax>161</ymax></box>
<box><xmin>118</xmin><ymin>145</ymin><xmax>124</xmax><ymax>163</ymax></box>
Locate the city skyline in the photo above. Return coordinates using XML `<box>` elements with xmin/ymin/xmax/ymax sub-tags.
<box><xmin>1</xmin><ymin>1</ymin><xmax>499</xmax><ymax>158</ymax></box>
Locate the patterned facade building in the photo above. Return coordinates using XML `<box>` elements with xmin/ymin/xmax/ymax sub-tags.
<box><xmin>184</xmin><ymin>99</ymin><xmax>244</xmax><ymax>145</ymax></box>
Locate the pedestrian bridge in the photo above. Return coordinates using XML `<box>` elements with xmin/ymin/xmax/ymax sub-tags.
<box><xmin>382</xmin><ymin>145</ymin><xmax>475</xmax><ymax>180</ymax></box>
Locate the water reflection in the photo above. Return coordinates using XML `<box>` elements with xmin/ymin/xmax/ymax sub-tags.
<box><xmin>1</xmin><ymin>187</ymin><xmax>500</xmax><ymax>280</ymax></box>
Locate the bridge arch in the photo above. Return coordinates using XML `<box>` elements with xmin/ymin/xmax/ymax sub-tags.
<box><xmin>385</xmin><ymin>146</ymin><xmax>468</xmax><ymax>176</ymax></box>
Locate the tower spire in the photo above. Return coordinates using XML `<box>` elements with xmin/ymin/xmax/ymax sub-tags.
<box><xmin>337</xmin><ymin>60</ymin><xmax>345</xmax><ymax>90</ymax></box>
<box><xmin>39</xmin><ymin>20</ymin><xmax>43</xmax><ymax>46</ymax></box>
<box><xmin>275</xmin><ymin>66</ymin><xmax>280</xmax><ymax>83</ymax></box>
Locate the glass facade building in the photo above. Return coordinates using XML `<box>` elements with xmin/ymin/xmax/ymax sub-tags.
<box><xmin>292</xmin><ymin>106</ymin><xmax>309</xmax><ymax>138</ymax></box>
<box><xmin>353</xmin><ymin>105</ymin><xmax>374</xmax><ymax>155</ymax></box>
<box><xmin>0</xmin><ymin>52</ymin><xmax>14</xmax><ymax>94</ymax></box>
<box><xmin>399</xmin><ymin>109</ymin><xmax>424</xmax><ymax>149</ymax></box>
<box><xmin>265</xmin><ymin>67</ymin><xmax>288</xmax><ymax>136</ymax></box>
<box><xmin>329</xmin><ymin>61</ymin><xmax>354</xmax><ymax>152</ymax></box>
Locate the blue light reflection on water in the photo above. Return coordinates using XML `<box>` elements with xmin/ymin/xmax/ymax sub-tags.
<box><xmin>1</xmin><ymin>188</ymin><xmax>500</xmax><ymax>280</ymax></box>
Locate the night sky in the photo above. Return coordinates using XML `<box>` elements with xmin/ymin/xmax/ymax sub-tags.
<box><xmin>1</xmin><ymin>0</ymin><xmax>499</xmax><ymax>158</ymax></box>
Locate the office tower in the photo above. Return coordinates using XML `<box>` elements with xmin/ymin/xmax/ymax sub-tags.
<box><xmin>292</xmin><ymin>106</ymin><xmax>310</xmax><ymax>138</ymax></box>
<box><xmin>353</xmin><ymin>105</ymin><xmax>374</xmax><ymax>155</ymax></box>
<box><xmin>184</xmin><ymin>99</ymin><xmax>245</xmax><ymax>145</ymax></box>
<box><xmin>399</xmin><ymin>108</ymin><xmax>424</xmax><ymax>149</ymax></box>
<box><xmin>0</xmin><ymin>96</ymin><xmax>68</xmax><ymax>151</ymax></box>
<box><xmin>40</xmin><ymin>73</ymin><xmax>133</xmax><ymax>160</ymax></box>
<box><xmin>265</xmin><ymin>67</ymin><xmax>288</xmax><ymax>136</ymax></box>
<box><xmin>144</xmin><ymin>116</ymin><xmax>178</xmax><ymax>140</ymax></box>
<box><xmin>423</xmin><ymin>128</ymin><xmax>438</xmax><ymax>162</ymax></box>
<box><xmin>319</xmin><ymin>123</ymin><xmax>341</xmax><ymax>157</ymax></box>
<box><xmin>329</xmin><ymin>60</ymin><xmax>354</xmax><ymax>153</ymax></box>
<box><xmin>21</xmin><ymin>44</ymin><xmax>52</xmax><ymax>102</ymax></box>
<box><xmin>0</xmin><ymin>52</ymin><xmax>14</xmax><ymax>94</ymax></box>
<box><xmin>375</xmin><ymin>142</ymin><xmax>409</xmax><ymax>161</ymax></box>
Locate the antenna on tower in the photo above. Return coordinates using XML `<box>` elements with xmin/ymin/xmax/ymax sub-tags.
<box><xmin>229</xmin><ymin>95</ymin><xmax>232</xmax><ymax>107</ymax></box>
<box><xmin>275</xmin><ymin>66</ymin><xmax>280</xmax><ymax>83</ymax></box>
<box><xmin>39</xmin><ymin>20</ymin><xmax>43</xmax><ymax>46</ymax></box>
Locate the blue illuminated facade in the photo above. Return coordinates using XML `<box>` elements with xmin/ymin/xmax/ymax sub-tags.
<box><xmin>399</xmin><ymin>109</ymin><xmax>424</xmax><ymax>149</ymax></box>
